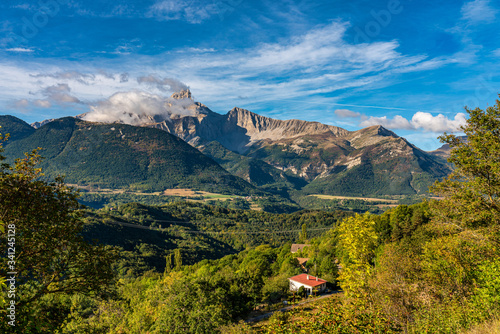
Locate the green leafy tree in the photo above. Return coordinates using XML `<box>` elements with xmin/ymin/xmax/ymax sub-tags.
<box><xmin>336</xmin><ymin>212</ymin><xmax>378</xmax><ymax>297</ymax></box>
<box><xmin>174</xmin><ymin>248</ymin><xmax>182</xmax><ymax>271</ymax></box>
<box><xmin>431</xmin><ymin>97</ymin><xmax>500</xmax><ymax>227</ymax></box>
<box><xmin>300</xmin><ymin>223</ymin><xmax>308</xmax><ymax>242</ymax></box>
<box><xmin>0</xmin><ymin>141</ymin><xmax>116</xmax><ymax>332</ymax></box>
<box><xmin>164</xmin><ymin>253</ymin><xmax>173</xmax><ymax>274</ymax></box>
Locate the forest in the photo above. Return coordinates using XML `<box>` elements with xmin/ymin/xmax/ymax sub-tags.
<box><xmin>0</xmin><ymin>100</ymin><xmax>499</xmax><ymax>333</ymax></box>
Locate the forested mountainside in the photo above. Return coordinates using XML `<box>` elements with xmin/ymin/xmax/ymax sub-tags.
<box><xmin>0</xmin><ymin>116</ymin><xmax>258</xmax><ymax>195</ymax></box>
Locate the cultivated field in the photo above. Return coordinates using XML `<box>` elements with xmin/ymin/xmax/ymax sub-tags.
<box><xmin>310</xmin><ymin>194</ymin><xmax>399</xmax><ymax>203</ymax></box>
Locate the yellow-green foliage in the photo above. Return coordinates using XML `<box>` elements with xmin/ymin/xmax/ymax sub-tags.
<box><xmin>336</xmin><ymin>212</ymin><xmax>378</xmax><ymax>297</ymax></box>
<box><xmin>258</xmin><ymin>295</ymin><xmax>401</xmax><ymax>334</ymax></box>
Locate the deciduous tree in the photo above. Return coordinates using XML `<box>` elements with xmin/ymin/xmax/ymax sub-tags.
<box><xmin>0</xmin><ymin>140</ymin><xmax>116</xmax><ymax>332</ymax></box>
<box><xmin>336</xmin><ymin>213</ymin><xmax>378</xmax><ymax>296</ymax></box>
<box><xmin>431</xmin><ymin>98</ymin><xmax>500</xmax><ymax>227</ymax></box>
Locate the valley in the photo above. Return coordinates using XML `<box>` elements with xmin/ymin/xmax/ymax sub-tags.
<box><xmin>1</xmin><ymin>100</ymin><xmax>499</xmax><ymax>334</ymax></box>
<box><xmin>0</xmin><ymin>95</ymin><xmax>452</xmax><ymax>214</ymax></box>
<box><xmin>1</xmin><ymin>0</ymin><xmax>498</xmax><ymax>332</ymax></box>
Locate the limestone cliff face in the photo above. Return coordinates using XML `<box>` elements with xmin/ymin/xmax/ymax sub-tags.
<box><xmin>224</xmin><ymin>107</ymin><xmax>348</xmax><ymax>146</ymax></box>
<box><xmin>139</xmin><ymin>101</ymin><xmax>449</xmax><ymax>189</ymax></box>
<box><xmin>149</xmin><ymin>106</ymin><xmax>350</xmax><ymax>154</ymax></box>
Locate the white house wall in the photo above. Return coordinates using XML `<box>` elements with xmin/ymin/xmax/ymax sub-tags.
<box><xmin>289</xmin><ymin>280</ymin><xmax>326</xmax><ymax>293</ymax></box>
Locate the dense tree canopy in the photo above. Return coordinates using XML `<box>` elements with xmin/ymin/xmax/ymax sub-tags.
<box><xmin>431</xmin><ymin>97</ymin><xmax>500</xmax><ymax>227</ymax></box>
<box><xmin>0</xmin><ymin>138</ymin><xmax>116</xmax><ymax>332</ymax></box>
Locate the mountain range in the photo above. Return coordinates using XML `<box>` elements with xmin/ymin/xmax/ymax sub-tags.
<box><xmin>1</xmin><ymin>90</ymin><xmax>452</xmax><ymax>201</ymax></box>
<box><xmin>0</xmin><ymin>115</ymin><xmax>258</xmax><ymax>195</ymax></box>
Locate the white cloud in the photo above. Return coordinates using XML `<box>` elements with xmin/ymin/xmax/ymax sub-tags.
<box><xmin>360</xmin><ymin>115</ymin><xmax>413</xmax><ymax>130</ymax></box>
<box><xmin>411</xmin><ymin>111</ymin><xmax>467</xmax><ymax>132</ymax></box>
<box><xmin>360</xmin><ymin>112</ymin><xmax>467</xmax><ymax>132</ymax></box>
<box><xmin>83</xmin><ymin>90</ymin><xmax>198</xmax><ymax>125</ymax></box>
<box><xmin>5</xmin><ymin>47</ymin><xmax>34</xmax><ymax>53</ymax></box>
<box><xmin>244</xmin><ymin>21</ymin><xmax>348</xmax><ymax>70</ymax></box>
<box><xmin>334</xmin><ymin>109</ymin><xmax>360</xmax><ymax>118</ymax></box>
<box><xmin>461</xmin><ymin>0</ymin><xmax>497</xmax><ymax>23</ymax></box>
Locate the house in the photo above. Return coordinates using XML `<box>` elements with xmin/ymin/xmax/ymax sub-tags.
<box><xmin>291</xmin><ymin>244</ymin><xmax>311</xmax><ymax>253</ymax></box>
<box><xmin>288</xmin><ymin>274</ymin><xmax>327</xmax><ymax>295</ymax></box>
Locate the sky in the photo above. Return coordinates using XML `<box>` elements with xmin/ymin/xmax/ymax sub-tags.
<box><xmin>0</xmin><ymin>0</ymin><xmax>498</xmax><ymax>150</ymax></box>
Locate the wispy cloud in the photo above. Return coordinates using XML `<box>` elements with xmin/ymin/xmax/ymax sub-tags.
<box><xmin>334</xmin><ymin>109</ymin><xmax>361</xmax><ymax>118</ymax></box>
<box><xmin>2</xmin><ymin>21</ymin><xmax>468</xmax><ymax>125</ymax></box>
<box><xmin>147</xmin><ymin>0</ymin><xmax>220</xmax><ymax>24</ymax></box>
<box><xmin>5</xmin><ymin>47</ymin><xmax>34</xmax><ymax>52</ymax></box>
<box><xmin>31</xmin><ymin>71</ymin><xmax>96</xmax><ymax>85</ymax></box>
<box><xmin>492</xmin><ymin>48</ymin><xmax>500</xmax><ymax>57</ymax></box>
<box><xmin>156</xmin><ymin>21</ymin><xmax>461</xmax><ymax>108</ymax></box>
<box><xmin>461</xmin><ymin>0</ymin><xmax>497</xmax><ymax>24</ymax></box>
<box><xmin>137</xmin><ymin>75</ymin><xmax>188</xmax><ymax>92</ymax></box>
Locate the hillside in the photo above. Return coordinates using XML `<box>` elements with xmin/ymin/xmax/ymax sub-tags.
<box><xmin>82</xmin><ymin>90</ymin><xmax>451</xmax><ymax>197</ymax></box>
<box><xmin>300</xmin><ymin>126</ymin><xmax>451</xmax><ymax>196</ymax></box>
<box><xmin>197</xmin><ymin>140</ymin><xmax>307</xmax><ymax>193</ymax></box>
<box><xmin>8</xmin><ymin>91</ymin><xmax>452</xmax><ymax>199</ymax></box>
<box><xmin>0</xmin><ymin>115</ymin><xmax>36</xmax><ymax>142</ymax></box>
<box><xmin>81</xmin><ymin>201</ymin><xmax>351</xmax><ymax>275</ymax></box>
<box><xmin>0</xmin><ymin>116</ymin><xmax>258</xmax><ymax>195</ymax></box>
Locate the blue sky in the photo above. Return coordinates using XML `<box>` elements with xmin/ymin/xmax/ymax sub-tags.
<box><xmin>0</xmin><ymin>0</ymin><xmax>498</xmax><ymax>150</ymax></box>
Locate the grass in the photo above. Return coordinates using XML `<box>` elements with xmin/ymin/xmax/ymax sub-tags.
<box><xmin>463</xmin><ymin>318</ymin><xmax>500</xmax><ymax>334</ymax></box>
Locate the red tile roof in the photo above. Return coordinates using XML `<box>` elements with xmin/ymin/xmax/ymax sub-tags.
<box><xmin>288</xmin><ymin>274</ymin><xmax>327</xmax><ymax>287</ymax></box>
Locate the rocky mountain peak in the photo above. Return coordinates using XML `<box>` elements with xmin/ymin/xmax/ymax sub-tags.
<box><xmin>171</xmin><ymin>89</ymin><xmax>192</xmax><ymax>100</ymax></box>
<box><xmin>227</xmin><ymin>107</ymin><xmax>256</xmax><ymax>119</ymax></box>
<box><xmin>31</xmin><ymin>118</ymin><xmax>56</xmax><ymax>129</ymax></box>
<box><xmin>373</xmin><ymin>125</ymin><xmax>398</xmax><ymax>137</ymax></box>
<box><xmin>346</xmin><ymin>125</ymin><xmax>399</xmax><ymax>149</ymax></box>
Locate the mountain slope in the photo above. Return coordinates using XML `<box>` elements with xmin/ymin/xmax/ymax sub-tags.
<box><xmin>106</xmin><ymin>92</ymin><xmax>450</xmax><ymax>197</ymax></box>
<box><xmin>302</xmin><ymin>127</ymin><xmax>450</xmax><ymax>196</ymax></box>
<box><xmin>197</xmin><ymin>140</ymin><xmax>307</xmax><ymax>193</ymax></box>
<box><xmin>24</xmin><ymin>90</ymin><xmax>453</xmax><ymax>198</ymax></box>
<box><xmin>0</xmin><ymin>117</ymin><xmax>259</xmax><ymax>195</ymax></box>
<box><xmin>0</xmin><ymin>115</ymin><xmax>36</xmax><ymax>142</ymax></box>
